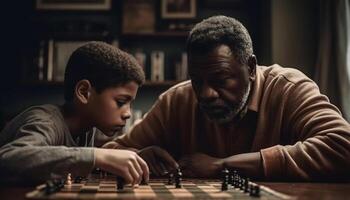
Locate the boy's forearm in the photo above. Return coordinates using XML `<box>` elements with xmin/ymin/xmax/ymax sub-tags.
<box><xmin>0</xmin><ymin>145</ymin><xmax>94</xmax><ymax>183</ymax></box>
<box><xmin>102</xmin><ymin>141</ymin><xmax>139</xmax><ymax>152</ymax></box>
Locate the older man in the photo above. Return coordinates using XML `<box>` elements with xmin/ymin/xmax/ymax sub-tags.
<box><xmin>105</xmin><ymin>16</ymin><xmax>350</xmax><ymax>181</ymax></box>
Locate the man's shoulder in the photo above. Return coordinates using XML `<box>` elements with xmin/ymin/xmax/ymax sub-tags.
<box><xmin>160</xmin><ymin>80</ymin><xmax>193</xmax><ymax>97</ymax></box>
<box><xmin>259</xmin><ymin>64</ymin><xmax>313</xmax><ymax>85</ymax></box>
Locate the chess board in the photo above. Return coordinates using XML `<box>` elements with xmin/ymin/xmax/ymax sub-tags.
<box><xmin>26</xmin><ymin>175</ymin><xmax>291</xmax><ymax>199</ymax></box>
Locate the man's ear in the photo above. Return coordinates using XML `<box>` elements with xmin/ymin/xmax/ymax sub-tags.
<box><xmin>248</xmin><ymin>54</ymin><xmax>257</xmax><ymax>81</ymax></box>
<box><xmin>75</xmin><ymin>79</ymin><xmax>92</xmax><ymax>104</ymax></box>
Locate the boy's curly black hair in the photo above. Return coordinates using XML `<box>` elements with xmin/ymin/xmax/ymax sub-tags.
<box><xmin>187</xmin><ymin>15</ymin><xmax>253</xmax><ymax>64</ymax></box>
<box><xmin>64</xmin><ymin>41</ymin><xmax>145</xmax><ymax>102</ymax></box>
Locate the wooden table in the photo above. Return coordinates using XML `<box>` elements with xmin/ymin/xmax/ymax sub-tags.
<box><xmin>1</xmin><ymin>182</ymin><xmax>349</xmax><ymax>200</ymax></box>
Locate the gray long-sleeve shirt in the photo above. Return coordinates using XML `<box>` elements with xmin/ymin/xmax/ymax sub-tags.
<box><xmin>0</xmin><ymin>104</ymin><xmax>94</xmax><ymax>184</ymax></box>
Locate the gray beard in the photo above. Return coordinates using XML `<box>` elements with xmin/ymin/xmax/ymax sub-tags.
<box><xmin>201</xmin><ymin>82</ymin><xmax>251</xmax><ymax>124</ymax></box>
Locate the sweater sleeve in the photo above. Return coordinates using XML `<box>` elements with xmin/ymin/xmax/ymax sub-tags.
<box><xmin>0</xmin><ymin>120</ymin><xmax>94</xmax><ymax>183</ymax></box>
<box><xmin>260</xmin><ymin>80</ymin><xmax>350</xmax><ymax>181</ymax></box>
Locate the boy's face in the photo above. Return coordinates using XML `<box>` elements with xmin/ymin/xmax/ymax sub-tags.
<box><xmin>86</xmin><ymin>81</ymin><xmax>139</xmax><ymax>137</ymax></box>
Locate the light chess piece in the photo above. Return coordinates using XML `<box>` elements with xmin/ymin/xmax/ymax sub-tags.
<box><xmin>66</xmin><ymin>173</ymin><xmax>72</xmax><ymax>185</ymax></box>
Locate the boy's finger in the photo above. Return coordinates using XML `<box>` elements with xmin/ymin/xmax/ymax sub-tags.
<box><xmin>137</xmin><ymin>156</ymin><xmax>149</xmax><ymax>183</ymax></box>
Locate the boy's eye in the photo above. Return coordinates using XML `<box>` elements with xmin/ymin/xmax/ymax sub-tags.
<box><xmin>116</xmin><ymin>100</ymin><xmax>127</xmax><ymax>107</ymax></box>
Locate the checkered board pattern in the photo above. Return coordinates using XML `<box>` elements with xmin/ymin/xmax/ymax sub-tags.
<box><xmin>26</xmin><ymin>176</ymin><xmax>289</xmax><ymax>199</ymax></box>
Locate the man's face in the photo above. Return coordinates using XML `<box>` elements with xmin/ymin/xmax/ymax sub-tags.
<box><xmin>189</xmin><ymin>45</ymin><xmax>253</xmax><ymax>124</ymax></box>
<box><xmin>86</xmin><ymin>81</ymin><xmax>138</xmax><ymax>136</ymax></box>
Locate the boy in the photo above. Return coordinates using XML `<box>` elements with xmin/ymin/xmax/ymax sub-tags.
<box><xmin>0</xmin><ymin>41</ymin><xmax>149</xmax><ymax>185</ymax></box>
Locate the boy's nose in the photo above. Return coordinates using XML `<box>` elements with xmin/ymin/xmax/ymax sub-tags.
<box><xmin>121</xmin><ymin>109</ymin><xmax>131</xmax><ymax>121</ymax></box>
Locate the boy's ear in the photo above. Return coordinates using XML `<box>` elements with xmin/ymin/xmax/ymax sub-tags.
<box><xmin>75</xmin><ymin>79</ymin><xmax>92</xmax><ymax>104</ymax></box>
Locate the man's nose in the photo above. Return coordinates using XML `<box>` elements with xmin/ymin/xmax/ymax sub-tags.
<box><xmin>199</xmin><ymin>82</ymin><xmax>219</xmax><ymax>100</ymax></box>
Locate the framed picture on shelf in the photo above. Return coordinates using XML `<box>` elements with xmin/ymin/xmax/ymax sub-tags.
<box><xmin>36</xmin><ymin>0</ymin><xmax>111</xmax><ymax>10</ymax></box>
<box><xmin>122</xmin><ymin>0</ymin><xmax>155</xmax><ymax>34</ymax></box>
<box><xmin>161</xmin><ymin>0</ymin><xmax>196</xmax><ymax>19</ymax></box>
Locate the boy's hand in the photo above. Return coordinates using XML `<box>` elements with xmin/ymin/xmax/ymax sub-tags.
<box><xmin>137</xmin><ymin>146</ymin><xmax>178</xmax><ymax>177</ymax></box>
<box><xmin>94</xmin><ymin>148</ymin><xmax>149</xmax><ymax>186</ymax></box>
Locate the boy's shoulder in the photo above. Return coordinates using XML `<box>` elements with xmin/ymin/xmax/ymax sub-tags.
<box><xmin>15</xmin><ymin>104</ymin><xmax>63</xmax><ymax>123</ymax></box>
<box><xmin>0</xmin><ymin>104</ymin><xmax>66</xmax><ymax>146</ymax></box>
<box><xmin>3</xmin><ymin>104</ymin><xmax>64</xmax><ymax>134</ymax></box>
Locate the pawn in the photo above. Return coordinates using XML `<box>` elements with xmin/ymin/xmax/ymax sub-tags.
<box><xmin>251</xmin><ymin>184</ymin><xmax>260</xmax><ymax>197</ymax></box>
<box><xmin>45</xmin><ymin>180</ymin><xmax>55</xmax><ymax>194</ymax></box>
<box><xmin>221</xmin><ymin>168</ymin><xmax>229</xmax><ymax>191</ymax></box>
<box><xmin>167</xmin><ymin>173</ymin><xmax>174</xmax><ymax>185</ymax></box>
<box><xmin>66</xmin><ymin>173</ymin><xmax>72</xmax><ymax>185</ymax></box>
<box><xmin>116</xmin><ymin>176</ymin><xmax>124</xmax><ymax>190</ymax></box>
<box><xmin>244</xmin><ymin>178</ymin><xmax>249</xmax><ymax>193</ymax></box>
<box><xmin>74</xmin><ymin>176</ymin><xmax>83</xmax><ymax>183</ymax></box>
<box><xmin>175</xmin><ymin>168</ymin><xmax>182</xmax><ymax>188</ymax></box>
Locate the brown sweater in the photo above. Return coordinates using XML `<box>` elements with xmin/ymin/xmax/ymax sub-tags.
<box><xmin>112</xmin><ymin>64</ymin><xmax>350</xmax><ymax>181</ymax></box>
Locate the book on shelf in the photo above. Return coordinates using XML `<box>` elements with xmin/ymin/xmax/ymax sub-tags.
<box><xmin>150</xmin><ymin>51</ymin><xmax>165</xmax><ymax>81</ymax></box>
<box><xmin>175</xmin><ymin>52</ymin><xmax>188</xmax><ymax>81</ymax></box>
<box><xmin>134</xmin><ymin>49</ymin><xmax>146</xmax><ymax>70</ymax></box>
<box><xmin>47</xmin><ymin>39</ymin><xmax>54</xmax><ymax>81</ymax></box>
<box><xmin>41</xmin><ymin>40</ymin><xmax>88</xmax><ymax>82</ymax></box>
<box><xmin>37</xmin><ymin>41</ymin><xmax>45</xmax><ymax>81</ymax></box>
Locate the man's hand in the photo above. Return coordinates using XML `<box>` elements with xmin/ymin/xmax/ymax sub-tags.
<box><xmin>137</xmin><ymin>146</ymin><xmax>178</xmax><ymax>177</ymax></box>
<box><xmin>94</xmin><ymin>148</ymin><xmax>149</xmax><ymax>186</ymax></box>
<box><xmin>178</xmin><ymin>153</ymin><xmax>224</xmax><ymax>178</ymax></box>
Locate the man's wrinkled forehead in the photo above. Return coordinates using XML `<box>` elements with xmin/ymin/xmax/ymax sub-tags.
<box><xmin>188</xmin><ymin>45</ymin><xmax>235</xmax><ymax>73</ymax></box>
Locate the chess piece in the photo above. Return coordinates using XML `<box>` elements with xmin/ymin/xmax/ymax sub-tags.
<box><xmin>233</xmin><ymin>170</ymin><xmax>239</xmax><ymax>188</ymax></box>
<box><xmin>175</xmin><ymin>168</ymin><xmax>182</xmax><ymax>188</ymax></box>
<box><xmin>251</xmin><ymin>184</ymin><xmax>260</xmax><ymax>197</ymax></box>
<box><xmin>244</xmin><ymin>178</ymin><xmax>249</xmax><ymax>193</ymax></box>
<box><xmin>221</xmin><ymin>168</ymin><xmax>229</xmax><ymax>191</ymax></box>
<box><xmin>74</xmin><ymin>176</ymin><xmax>83</xmax><ymax>183</ymax></box>
<box><xmin>229</xmin><ymin>171</ymin><xmax>234</xmax><ymax>186</ymax></box>
<box><xmin>167</xmin><ymin>173</ymin><xmax>174</xmax><ymax>185</ymax></box>
<box><xmin>116</xmin><ymin>176</ymin><xmax>124</xmax><ymax>190</ymax></box>
<box><xmin>66</xmin><ymin>173</ymin><xmax>72</xmax><ymax>185</ymax></box>
<box><xmin>249</xmin><ymin>182</ymin><xmax>260</xmax><ymax>197</ymax></box>
<box><xmin>45</xmin><ymin>180</ymin><xmax>55</xmax><ymax>194</ymax></box>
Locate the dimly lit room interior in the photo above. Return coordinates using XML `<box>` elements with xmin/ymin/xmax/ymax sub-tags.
<box><xmin>0</xmin><ymin>0</ymin><xmax>349</xmax><ymax>199</ymax></box>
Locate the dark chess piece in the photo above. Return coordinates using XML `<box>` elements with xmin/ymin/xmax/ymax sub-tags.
<box><xmin>229</xmin><ymin>171</ymin><xmax>234</xmax><ymax>186</ymax></box>
<box><xmin>175</xmin><ymin>168</ymin><xmax>182</xmax><ymax>188</ymax></box>
<box><xmin>140</xmin><ymin>178</ymin><xmax>148</xmax><ymax>185</ymax></box>
<box><xmin>239</xmin><ymin>177</ymin><xmax>244</xmax><ymax>190</ymax></box>
<box><xmin>249</xmin><ymin>182</ymin><xmax>260</xmax><ymax>197</ymax></box>
<box><xmin>221</xmin><ymin>168</ymin><xmax>229</xmax><ymax>191</ymax></box>
<box><xmin>45</xmin><ymin>180</ymin><xmax>56</xmax><ymax>194</ymax></box>
<box><xmin>74</xmin><ymin>176</ymin><xmax>84</xmax><ymax>183</ymax></box>
<box><xmin>251</xmin><ymin>184</ymin><xmax>260</xmax><ymax>197</ymax></box>
<box><xmin>116</xmin><ymin>176</ymin><xmax>124</xmax><ymax>190</ymax></box>
<box><xmin>244</xmin><ymin>178</ymin><xmax>249</xmax><ymax>193</ymax></box>
<box><xmin>233</xmin><ymin>170</ymin><xmax>239</xmax><ymax>188</ymax></box>
<box><xmin>167</xmin><ymin>173</ymin><xmax>174</xmax><ymax>185</ymax></box>
<box><xmin>44</xmin><ymin>179</ymin><xmax>64</xmax><ymax>195</ymax></box>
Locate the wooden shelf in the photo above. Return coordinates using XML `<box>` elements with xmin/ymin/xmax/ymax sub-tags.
<box><xmin>21</xmin><ymin>80</ymin><xmax>182</xmax><ymax>87</ymax></box>
<box><xmin>121</xmin><ymin>31</ymin><xmax>188</xmax><ymax>38</ymax></box>
<box><xmin>143</xmin><ymin>81</ymin><xmax>182</xmax><ymax>87</ymax></box>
